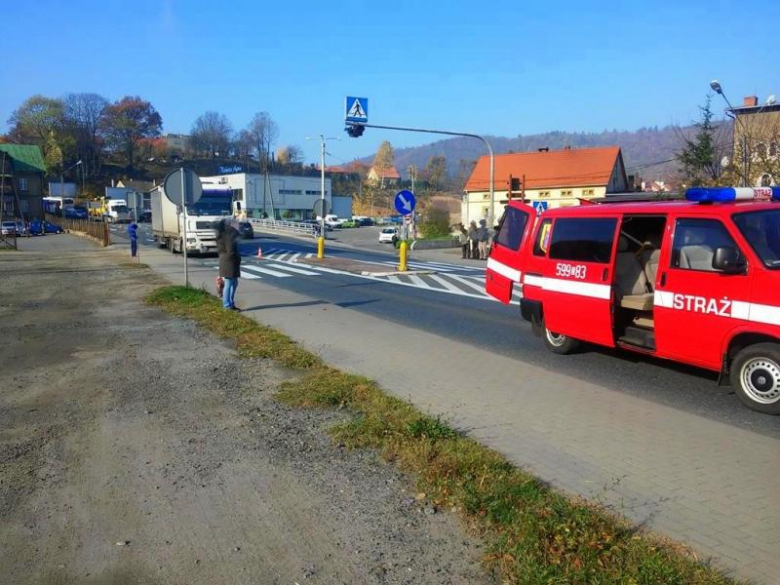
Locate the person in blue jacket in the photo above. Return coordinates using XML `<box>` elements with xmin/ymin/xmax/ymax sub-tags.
<box><xmin>128</xmin><ymin>221</ymin><xmax>139</xmax><ymax>257</ymax></box>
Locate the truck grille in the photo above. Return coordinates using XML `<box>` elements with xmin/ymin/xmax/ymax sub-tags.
<box><xmin>196</xmin><ymin>221</ymin><xmax>216</xmax><ymax>230</ymax></box>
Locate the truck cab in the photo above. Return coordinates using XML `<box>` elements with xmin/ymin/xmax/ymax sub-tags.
<box><xmin>486</xmin><ymin>187</ymin><xmax>780</xmax><ymax>415</ymax></box>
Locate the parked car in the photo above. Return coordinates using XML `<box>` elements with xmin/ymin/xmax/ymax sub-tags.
<box><xmin>1</xmin><ymin>221</ymin><xmax>17</xmax><ymax>235</ymax></box>
<box><xmin>318</xmin><ymin>214</ymin><xmax>344</xmax><ymax>228</ymax></box>
<box><xmin>302</xmin><ymin>219</ymin><xmax>333</xmax><ymax>232</ymax></box>
<box><xmin>357</xmin><ymin>217</ymin><xmax>374</xmax><ymax>226</ymax></box>
<box><xmin>341</xmin><ymin>218</ymin><xmax>360</xmax><ymax>228</ymax></box>
<box><xmin>64</xmin><ymin>206</ymin><xmax>89</xmax><ymax>220</ymax></box>
<box><xmin>378</xmin><ymin>227</ymin><xmax>399</xmax><ymax>244</ymax></box>
<box><xmin>238</xmin><ymin>221</ymin><xmax>254</xmax><ymax>239</ymax></box>
<box><xmin>29</xmin><ymin>220</ymin><xmax>64</xmax><ymax>235</ymax></box>
<box><xmin>15</xmin><ymin>220</ymin><xmax>32</xmax><ymax>237</ymax></box>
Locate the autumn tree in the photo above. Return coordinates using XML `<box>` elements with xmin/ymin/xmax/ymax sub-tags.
<box><xmin>247</xmin><ymin>112</ymin><xmax>278</xmax><ymax>171</ymax></box>
<box><xmin>373</xmin><ymin>141</ymin><xmax>395</xmax><ymax>188</ymax></box>
<box><xmin>190</xmin><ymin>111</ymin><xmax>234</xmax><ymax>161</ymax></box>
<box><xmin>101</xmin><ymin>96</ymin><xmax>163</xmax><ymax>168</ymax></box>
<box><xmin>7</xmin><ymin>95</ymin><xmax>65</xmax><ymax>161</ymax></box>
<box><xmin>233</xmin><ymin>129</ymin><xmax>255</xmax><ymax>166</ymax></box>
<box><xmin>425</xmin><ymin>155</ymin><xmax>447</xmax><ymax>191</ymax></box>
<box><xmin>276</xmin><ymin>145</ymin><xmax>303</xmax><ymax>168</ymax></box>
<box><xmin>454</xmin><ymin>158</ymin><xmax>476</xmax><ymax>191</ymax></box>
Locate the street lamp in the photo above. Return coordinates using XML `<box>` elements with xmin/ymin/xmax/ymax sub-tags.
<box><xmin>306</xmin><ymin>135</ymin><xmax>339</xmax><ymax>259</ymax></box>
<box><xmin>59</xmin><ymin>159</ymin><xmax>82</xmax><ymax>213</ymax></box>
<box><xmin>711</xmin><ymin>80</ymin><xmax>777</xmax><ymax>187</ymax></box>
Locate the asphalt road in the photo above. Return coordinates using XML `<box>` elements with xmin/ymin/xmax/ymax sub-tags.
<box><xmin>114</xmin><ymin>223</ymin><xmax>780</xmax><ymax>437</ymax></box>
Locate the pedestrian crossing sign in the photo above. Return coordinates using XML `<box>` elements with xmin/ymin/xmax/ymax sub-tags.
<box><xmin>345</xmin><ymin>97</ymin><xmax>368</xmax><ymax>122</ymax></box>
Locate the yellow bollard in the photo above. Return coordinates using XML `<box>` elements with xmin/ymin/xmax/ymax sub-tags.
<box><xmin>317</xmin><ymin>236</ymin><xmax>325</xmax><ymax>259</ymax></box>
<box><xmin>399</xmin><ymin>240</ymin><xmax>408</xmax><ymax>272</ymax></box>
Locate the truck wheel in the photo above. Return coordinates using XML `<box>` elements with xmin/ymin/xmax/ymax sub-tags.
<box><xmin>730</xmin><ymin>343</ymin><xmax>780</xmax><ymax>415</ymax></box>
<box><xmin>542</xmin><ymin>321</ymin><xmax>580</xmax><ymax>355</ymax></box>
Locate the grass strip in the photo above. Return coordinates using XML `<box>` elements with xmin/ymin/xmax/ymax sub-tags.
<box><xmin>148</xmin><ymin>285</ymin><xmax>736</xmax><ymax>584</ymax></box>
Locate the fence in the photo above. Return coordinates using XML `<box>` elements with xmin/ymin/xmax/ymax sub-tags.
<box><xmin>46</xmin><ymin>214</ymin><xmax>110</xmax><ymax>247</ymax></box>
<box><xmin>248</xmin><ymin>218</ymin><xmax>316</xmax><ymax>237</ymax></box>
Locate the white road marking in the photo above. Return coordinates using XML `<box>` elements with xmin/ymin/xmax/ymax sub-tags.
<box><xmin>446</xmin><ymin>274</ymin><xmax>488</xmax><ymax>295</ymax></box>
<box><xmin>240</xmin><ymin>264</ymin><xmax>293</xmax><ymax>278</ymax></box>
<box><xmin>429</xmin><ymin>274</ymin><xmax>468</xmax><ymax>294</ymax></box>
<box><xmin>240</xmin><ymin>270</ymin><xmax>262</xmax><ymax>279</ymax></box>
<box><xmin>264</xmin><ymin>263</ymin><xmax>320</xmax><ymax>276</ymax></box>
<box><xmin>406</xmin><ymin>274</ymin><xmax>432</xmax><ymax>288</ymax></box>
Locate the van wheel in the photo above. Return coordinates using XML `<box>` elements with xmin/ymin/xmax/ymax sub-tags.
<box><xmin>730</xmin><ymin>343</ymin><xmax>780</xmax><ymax>415</ymax></box>
<box><xmin>542</xmin><ymin>323</ymin><xmax>580</xmax><ymax>355</ymax></box>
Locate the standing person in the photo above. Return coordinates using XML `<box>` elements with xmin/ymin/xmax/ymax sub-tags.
<box><xmin>128</xmin><ymin>220</ymin><xmax>139</xmax><ymax>257</ymax></box>
<box><xmin>216</xmin><ymin>220</ymin><xmax>241</xmax><ymax>311</ymax></box>
<box><xmin>458</xmin><ymin>224</ymin><xmax>469</xmax><ymax>259</ymax></box>
<box><xmin>468</xmin><ymin>220</ymin><xmax>478</xmax><ymax>259</ymax></box>
<box><xmin>477</xmin><ymin>219</ymin><xmax>489</xmax><ymax>260</ymax></box>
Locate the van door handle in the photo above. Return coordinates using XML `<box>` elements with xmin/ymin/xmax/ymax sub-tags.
<box><xmin>660</xmin><ymin>272</ymin><xmax>667</xmax><ymax>287</ymax></box>
<box><xmin>602</xmin><ymin>268</ymin><xmax>608</xmax><ymax>281</ymax></box>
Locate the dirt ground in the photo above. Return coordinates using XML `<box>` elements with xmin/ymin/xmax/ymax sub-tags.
<box><xmin>0</xmin><ymin>241</ymin><xmax>488</xmax><ymax>585</ymax></box>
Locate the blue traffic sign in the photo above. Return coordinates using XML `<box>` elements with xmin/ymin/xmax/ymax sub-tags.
<box><xmin>345</xmin><ymin>96</ymin><xmax>368</xmax><ymax>123</ymax></box>
<box><xmin>394</xmin><ymin>190</ymin><xmax>416</xmax><ymax>215</ymax></box>
<box><xmin>532</xmin><ymin>200</ymin><xmax>548</xmax><ymax>215</ymax></box>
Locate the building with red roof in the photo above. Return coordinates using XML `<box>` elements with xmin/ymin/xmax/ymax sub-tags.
<box><xmin>367</xmin><ymin>164</ymin><xmax>400</xmax><ymax>186</ymax></box>
<box><xmin>463</xmin><ymin>146</ymin><xmax>628</xmax><ymax>223</ymax></box>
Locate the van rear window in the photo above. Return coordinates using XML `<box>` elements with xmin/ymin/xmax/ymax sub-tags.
<box><xmin>495</xmin><ymin>207</ymin><xmax>528</xmax><ymax>251</ymax></box>
<box><xmin>549</xmin><ymin>217</ymin><xmax>617</xmax><ymax>263</ymax></box>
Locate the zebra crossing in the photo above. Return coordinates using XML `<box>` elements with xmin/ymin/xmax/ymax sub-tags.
<box><xmin>205</xmin><ymin>247</ymin><xmax>514</xmax><ymax>304</ymax></box>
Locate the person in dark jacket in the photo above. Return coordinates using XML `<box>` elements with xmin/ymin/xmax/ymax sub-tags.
<box><xmin>127</xmin><ymin>221</ymin><xmax>139</xmax><ymax>257</ymax></box>
<box><xmin>216</xmin><ymin>220</ymin><xmax>241</xmax><ymax>311</ymax></box>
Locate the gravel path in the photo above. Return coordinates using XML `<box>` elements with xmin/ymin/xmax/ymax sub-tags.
<box><xmin>0</xmin><ymin>247</ymin><xmax>488</xmax><ymax>585</ymax></box>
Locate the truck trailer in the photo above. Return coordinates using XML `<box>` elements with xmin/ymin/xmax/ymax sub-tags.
<box><xmin>150</xmin><ymin>184</ymin><xmax>233</xmax><ymax>254</ymax></box>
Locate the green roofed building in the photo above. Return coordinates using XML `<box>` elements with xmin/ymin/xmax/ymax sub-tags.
<box><xmin>0</xmin><ymin>144</ymin><xmax>47</xmax><ymax>220</ymax></box>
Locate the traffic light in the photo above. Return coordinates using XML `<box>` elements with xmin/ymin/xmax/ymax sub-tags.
<box><xmin>345</xmin><ymin>124</ymin><xmax>365</xmax><ymax>138</ymax></box>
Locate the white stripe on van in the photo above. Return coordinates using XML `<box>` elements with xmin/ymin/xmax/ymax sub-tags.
<box><xmin>487</xmin><ymin>258</ymin><xmax>521</xmax><ymax>282</ymax></box>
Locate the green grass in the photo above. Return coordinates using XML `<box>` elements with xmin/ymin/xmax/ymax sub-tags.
<box><xmin>148</xmin><ymin>285</ymin><xmax>736</xmax><ymax>585</ymax></box>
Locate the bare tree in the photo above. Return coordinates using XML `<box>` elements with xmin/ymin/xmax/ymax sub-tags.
<box><xmin>190</xmin><ymin>111</ymin><xmax>234</xmax><ymax>161</ymax></box>
<box><xmin>63</xmin><ymin>92</ymin><xmax>109</xmax><ymax>177</ymax></box>
<box><xmin>247</xmin><ymin>112</ymin><xmax>278</xmax><ymax>171</ymax></box>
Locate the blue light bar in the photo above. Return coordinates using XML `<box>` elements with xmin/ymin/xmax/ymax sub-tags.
<box><xmin>686</xmin><ymin>186</ymin><xmax>780</xmax><ymax>202</ymax></box>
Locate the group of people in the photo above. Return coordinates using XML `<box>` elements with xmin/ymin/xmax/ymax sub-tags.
<box><xmin>458</xmin><ymin>219</ymin><xmax>491</xmax><ymax>260</ymax></box>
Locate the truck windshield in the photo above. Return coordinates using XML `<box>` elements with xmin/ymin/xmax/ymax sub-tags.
<box><xmin>186</xmin><ymin>195</ymin><xmax>232</xmax><ymax>217</ymax></box>
<box><xmin>114</xmin><ymin>205</ymin><xmax>129</xmax><ymax>213</ymax></box>
<box><xmin>733</xmin><ymin>209</ymin><xmax>780</xmax><ymax>268</ymax></box>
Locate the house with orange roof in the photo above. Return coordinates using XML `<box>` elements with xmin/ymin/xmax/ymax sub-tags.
<box><xmin>367</xmin><ymin>164</ymin><xmax>400</xmax><ymax>186</ymax></box>
<box><xmin>462</xmin><ymin>146</ymin><xmax>628</xmax><ymax>223</ymax></box>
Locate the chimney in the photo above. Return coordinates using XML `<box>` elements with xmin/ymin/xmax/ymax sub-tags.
<box><xmin>744</xmin><ymin>96</ymin><xmax>758</xmax><ymax>107</ymax></box>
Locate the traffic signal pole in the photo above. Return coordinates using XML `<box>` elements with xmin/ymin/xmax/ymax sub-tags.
<box><xmin>345</xmin><ymin>122</ymin><xmax>495</xmax><ymax>227</ymax></box>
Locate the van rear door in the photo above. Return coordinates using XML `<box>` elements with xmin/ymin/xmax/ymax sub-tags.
<box><xmin>541</xmin><ymin>215</ymin><xmax>619</xmax><ymax>347</ymax></box>
<box><xmin>486</xmin><ymin>203</ymin><xmax>534</xmax><ymax>304</ymax></box>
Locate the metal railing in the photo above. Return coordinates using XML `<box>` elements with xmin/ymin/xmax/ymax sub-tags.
<box><xmin>248</xmin><ymin>218</ymin><xmax>316</xmax><ymax>237</ymax></box>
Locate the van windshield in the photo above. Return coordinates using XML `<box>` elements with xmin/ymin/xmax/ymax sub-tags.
<box><xmin>733</xmin><ymin>209</ymin><xmax>780</xmax><ymax>268</ymax></box>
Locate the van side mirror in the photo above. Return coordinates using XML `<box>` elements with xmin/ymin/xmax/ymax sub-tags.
<box><xmin>712</xmin><ymin>246</ymin><xmax>746</xmax><ymax>274</ymax></box>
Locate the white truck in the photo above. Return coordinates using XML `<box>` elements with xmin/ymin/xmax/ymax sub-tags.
<box><xmin>150</xmin><ymin>184</ymin><xmax>233</xmax><ymax>254</ymax></box>
<box><xmin>104</xmin><ymin>199</ymin><xmax>132</xmax><ymax>223</ymax></box>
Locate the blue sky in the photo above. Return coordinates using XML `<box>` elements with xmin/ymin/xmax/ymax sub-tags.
<box><xmin>1</xmin><ymin>0</ymin><xmax>778</xmax><ymax>165</ymax></box>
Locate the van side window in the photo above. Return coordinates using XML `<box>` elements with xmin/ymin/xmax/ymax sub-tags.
<box><xmin>549</xmin><ymin>217</ymin><xmax>617</xmax><ymax>263</ymax></box>
<box><xmin>533</xmin><ymin>219</ymin><xmax>552</xmax><ymax>256</ymax></box>
<box><xmin>494</xmin><ymin>207</ymin><xmax>528</xmax><ymax>251</ymax></box>
<box><xmin>672</xmin><ymin>218</ymin><xmax>742</xmax><ymax>272</ymax></box>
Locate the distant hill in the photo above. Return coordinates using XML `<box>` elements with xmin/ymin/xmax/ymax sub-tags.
<box><xmin>359</xmin><ymin>125</ymin><xmax>730</xmax><ymax>184</ymax></box>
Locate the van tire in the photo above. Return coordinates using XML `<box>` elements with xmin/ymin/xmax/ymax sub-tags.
<box><xmin>730</xmin><ymin>343</ymin><xmax>780</xmax><ymax>415</ymax></box>
<box><xmin>542</xmin><ymin>322</ymin><xmax>580</xmax><ymax>355</ymax></box>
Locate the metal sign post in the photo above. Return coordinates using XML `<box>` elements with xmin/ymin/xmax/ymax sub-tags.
<box><xmin>163</xmin><ymin>168</ymin><xmax>203</xmax><ymax>287</ymax></box>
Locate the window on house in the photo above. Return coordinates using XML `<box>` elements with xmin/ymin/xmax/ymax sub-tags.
<box><xmin>560</xmin><ymin>190</ymin><xmax>573</xmax><ymax>198</ymax></box>
<box><xmin>583</xmin><ymin>188</ymin><xmax>594</xmax><ymax>197</ymax></box>
<box><xmin>549</xmin><ymin>217</ymin><xmax>617</xmax><ymax>263</ymax></box>
<box><xmin>538</xmin><ymin>191</ymin><xmax>551</xmax><ymax>198</ymax></box>
<box><xmin>18</xmin><ymin>178</ymin><xmax>28</xmax><ymax>191</ymax></box>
